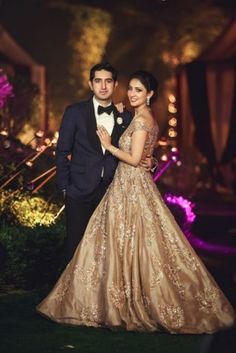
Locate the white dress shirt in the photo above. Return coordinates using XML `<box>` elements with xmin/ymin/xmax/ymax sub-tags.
<box><xmin>93</xmin><ymin>96</ymin><xmax>115</xmax><ymax>154</ymax></box>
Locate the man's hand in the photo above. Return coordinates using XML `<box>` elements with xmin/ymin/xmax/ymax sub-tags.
<box><xmin>140</xmin><ymin>155</ymin><xmax>158</xmax><ymax>172</ymax></box>
<box><xmin>115</xmin><ymin>102</ymin><xmax>125</xmax><ymax>113</ymax></box>
<box><xmin>140</xmin><ymin>154</ymin><xmax>152</xmax><ymax>172</ymax></box>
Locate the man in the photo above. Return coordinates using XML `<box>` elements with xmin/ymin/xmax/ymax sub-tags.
<box><xmin>56</xmin><ymin>62</ymin><xmax>148</xmax><ymax>262</ymax></box>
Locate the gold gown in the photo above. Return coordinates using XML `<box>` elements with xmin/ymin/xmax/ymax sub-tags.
<box><xmin>37</xmin><ymin>117</ymin><xmax>235</xmax><ymax>333</ymax></box>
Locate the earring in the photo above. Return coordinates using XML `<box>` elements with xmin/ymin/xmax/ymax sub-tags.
<box><xmin>146</xmin><ymin>96</ymin><xmax>150</xmax><ymax>106</ymax></box>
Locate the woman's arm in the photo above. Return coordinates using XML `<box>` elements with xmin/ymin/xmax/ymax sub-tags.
<box><xmin>96</xmin><ymin>124</ymin><xmax>148</xmax><ymax>167</ymax></box>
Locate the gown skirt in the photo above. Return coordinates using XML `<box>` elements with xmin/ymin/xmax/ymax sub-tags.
<box><xmin>37</xmin><ymin>118</ymin><xmax>235</xmax><ymax>333</ymax></box>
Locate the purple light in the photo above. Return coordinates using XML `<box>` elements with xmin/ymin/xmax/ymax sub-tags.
<box><xmin>0</xmin><ymin>71</ymin><xmax>14</xmax><ymax>108</ymax></box>
<box><xmin>165</xmin><ymin>194</ymin><xmax>196</xmax><ymax>224</ymax></box>
<box><xmin>153</xmin><ymin>160</ymin><xmax>172</xmax><ymax>181</ymax></box>
<box><xmin>152</xmin><ymin>149</ymin><xmax>180</xmax><ymax>182</ymax></box>
<box><xmin>186</xmin><ymin>232</ymin><xmax>236</xmax><ymax>256</ymax></box>
<box><xmin>164</xmin><ymin>195</ymin><xmax>236</xmax><ymax>257</ymax></box>
<box><xmin>171</xmin><ymin>155</ymin><xmax>178</xmax><ymax>162</ymax></box>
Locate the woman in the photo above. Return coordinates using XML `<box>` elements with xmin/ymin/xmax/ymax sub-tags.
<box><xmin>37</xmin><ymin>71</ymin><xmax>235</xmax><ymax>333</ymax></box>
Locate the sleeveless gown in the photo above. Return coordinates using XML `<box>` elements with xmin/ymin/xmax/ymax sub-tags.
<box><xmin>37</xmin><ymin>117</ymin><xmax>235</xmax><ymax>333</ymax></box>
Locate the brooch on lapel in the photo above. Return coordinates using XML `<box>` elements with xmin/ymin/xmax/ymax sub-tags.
<box><xmin>116</xmin><ymin>117</ymin><xmax>123</xmax><ymax>125</ymax></box>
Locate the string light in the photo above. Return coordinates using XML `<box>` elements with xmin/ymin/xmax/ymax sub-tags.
<box><xmin>168</xmin><ymin>103</ymin><xmax>177</xmax><ymax>114</ymax></box>
<box><xmin>158</xmin><ymin>137</ymin><xmax>168</xmax><ymax>146</ymax></box>
<box><xmin>167</xmin><ymin>93</ymin><xmax>178</xmax><ymax>143</ymax></box>
<box><xmin>44</xmin><ymin>138</ymin><xmax>51</xmax><ymax>145</ymax></box>
<box><xmin>169</xmin><ymin>117</ymin><xmax>177</xmax><ymax>127</ymax></box>
<box><xmin>35</xmin><ymin>130</ymin><xmax>44</xmax><ymax>138</ymax></box>
<box><xmin>3</xmin><ymin>140</ymin><xmax>11</xmax><ymax>149</ymax></box>
<box><xmin>168</xmin><ymin>128</ymin><xmax>177</xmax><ymax>138</ymax></box>
<box><xmin>0</xmin><ymin>128</ymin><xmax>8</xmax><ymax>136</ymax></box>
<box><xmin>168</xmin><ymin>94</ymin><xmax>176</xmax><ymax>103</ymax></box>
<box><xmin>160</xmin><ymin>154</ymin><xmax>168</xmax><ymax>161</ymax></box>
<box><xmin>171</xmin><ymin>147</ymin><xmax>178</xmax><ymax>152</ymax></box>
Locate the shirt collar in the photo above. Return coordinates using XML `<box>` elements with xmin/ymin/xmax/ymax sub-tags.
<box><xmin>93</xmin><ymin>96</ymin><xmax>112</xmax><ymax>114</ymax></box>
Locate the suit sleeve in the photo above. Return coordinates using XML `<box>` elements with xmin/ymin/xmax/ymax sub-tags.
<box><xmin>123</xmin><ymin>109</ymin><xmax>133</xmax><ymax>125</ymax></box>
<box><xmin>55</xmin><ymin>106</ymin><xmax>77</xmax><ymax>191</ymax></box>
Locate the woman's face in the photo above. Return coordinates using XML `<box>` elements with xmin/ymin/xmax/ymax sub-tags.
<box><xmin>127</xmin><ymin>78</ymin><xmax>150</xmax><ymax>108</ymax></box>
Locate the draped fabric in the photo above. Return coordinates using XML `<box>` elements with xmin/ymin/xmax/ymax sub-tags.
<box><xmin>206</xmin><ymin>62</ymin><xmax>235</xmax><ymax>163</ymax></box>
<box><xmin>185</xmin><ymin>61</ymin><xmax>216</xmax><ymax>167</ymax></box>
<box><xmin>176</xmin><ymin>20</ymin><xmax>236</xmax><ymax>170</ymax></box>
<box><xmin>184</xmin><ymin>61</ymin><xmax>236</xmax><ymax>165</ymax></box>
<box><xmin>222</xmin><ymin>67</ymin><xmax>236</xmax><ymax>163</ymax></box>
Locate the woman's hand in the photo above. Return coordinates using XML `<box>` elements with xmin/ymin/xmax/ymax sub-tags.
<box><xmin>96</xmin><ymin>125</ymin><xmax>112</xmax><ymax>149</ymax></box>
<box><xmin>115</xmin><ymin>102</ymin><xmax>125</xmax><ymax>113</ymax></box>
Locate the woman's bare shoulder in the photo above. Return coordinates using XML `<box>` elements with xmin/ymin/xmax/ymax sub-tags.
<box><xmin>135</xmin><ymin>111</ymin><xmax>156</xmax><ymax>128</ymax></box>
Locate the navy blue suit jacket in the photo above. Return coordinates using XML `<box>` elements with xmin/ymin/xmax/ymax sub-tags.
<box><xmin>56</xmin><ymin>98</ymin><xmax>132</xmax><ymax>200</ymax></box>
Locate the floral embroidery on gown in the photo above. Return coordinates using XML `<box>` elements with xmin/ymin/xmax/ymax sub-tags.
<box><xmin>37</xmin><ymin>116</ymin><xmax>235</xmax><ymax>333</ymax></box>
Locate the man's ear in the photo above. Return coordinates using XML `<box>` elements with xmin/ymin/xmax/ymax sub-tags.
<box><xmin>114</xmin><ymin>81</ymin><xmax>118</xmax><ymax>89</ymax></box>
<box><xmin>88</xmin><ymin>80</ymin><xmax>93</xmax><ymax>91</ymax></box>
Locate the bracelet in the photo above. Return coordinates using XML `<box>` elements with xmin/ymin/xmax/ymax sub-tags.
<box><xmin>111</xmin><ymin>146</ymin><xmax>119</xmax><ymax>156</ymax></box>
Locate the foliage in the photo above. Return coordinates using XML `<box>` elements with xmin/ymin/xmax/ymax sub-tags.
<box><xmin>6</xmin><ymin>74</ymin><xmax>41</xmax><ymax>135</ymax></box>
<box><xmin>0</xmin><ymin>66</ymin><xmax>41</xmax><ymax>135</ymax></box>
<box><xmin>0</xmin><ymin>190</ymin><xmax>61</xmax><ymax>228</ymax></box>
<box><xmin>49</xmin><ymin>0</ymin><xmax>112</xmax><ymax>99</ymax></box>
<box><xmin>68</xmin><ymin>4</ymin><xmax>112</xmax><ymax>95</ymax></box>
<box><xmin>155</xmin><ymin>0</ymin><xmax>228</xmax><ymax>65</ymax></box>
<box><xmin>43</xmin><ymin>0</ymin><xmax>230</xmax><ymax>120</ymax></box>
<box><xmin>108</xmin><ymin>0</ymin><xmax>229</xmax><ymax>82</ymax></box>
<box><xmin>0</xmin><ymin>181</ymin><xmax>65</xmax><ymax>290</ymax></box>
<box><xmin>0</xmin><ymin>220</ymin><xmax>66</xmax><ymax>289</ymax></box>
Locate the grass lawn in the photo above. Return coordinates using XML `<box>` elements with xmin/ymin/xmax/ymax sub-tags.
<box><xmin>0</xmin><ymin>289</ymin><xmax>205</xmax><ymax>353</ymax></box>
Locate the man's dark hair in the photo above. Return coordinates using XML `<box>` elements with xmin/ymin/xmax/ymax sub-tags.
<box><xmin>89</xmin><ymin>62</ymin><xmax>118</xmax><ymax>82</ymax></box>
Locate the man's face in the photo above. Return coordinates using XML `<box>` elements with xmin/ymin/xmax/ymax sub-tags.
<box><xmin>89</xmin><ymin>69</ymin><xmax>117</xmax><ymax>103</ymax></box>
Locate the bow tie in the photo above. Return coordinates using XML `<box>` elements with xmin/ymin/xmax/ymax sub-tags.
<box><xmin>97</xmin><ymin>105</ymin><xmax>114</xmax><ymax>115</ymax></box>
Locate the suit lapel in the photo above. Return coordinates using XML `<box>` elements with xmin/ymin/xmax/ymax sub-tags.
<box><xmin>110</xmin><ymin>106</ymin><xmax>124</xmax><ymax>147</ymax></box>
<box><xmin>85</xmin><ymin>98</ymin><xmax>103</xmax><ymax>154</ymax></box>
